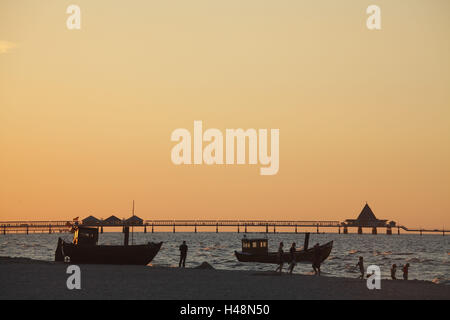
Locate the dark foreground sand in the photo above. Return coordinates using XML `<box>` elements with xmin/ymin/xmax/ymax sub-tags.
<box><xmin>0</xmin><ymin>257</ymin><xmax>448</xmax><ymax>300</ymax></box>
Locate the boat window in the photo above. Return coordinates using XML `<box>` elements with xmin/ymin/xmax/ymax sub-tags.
<box><xmin>252</xmin><ymin>242</ymin><xmax>257</xmax><ymax>248</ymax></box>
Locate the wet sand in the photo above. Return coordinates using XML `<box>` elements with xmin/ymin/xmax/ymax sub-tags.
<box><xmin>0</xmin><ymin>257</ymin><xmax>448</xmax><ymax>300</ymax></box>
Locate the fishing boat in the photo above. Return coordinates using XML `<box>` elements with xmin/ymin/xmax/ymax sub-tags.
<box><xmin>234</xmin><ymin>233</ymin><xmax>333</xmax><ymax>264</ymax></box>
<box><xmin>55</xmin><ymin>225</ymin><xmax>162</xmax><ymax>265</ymax></box>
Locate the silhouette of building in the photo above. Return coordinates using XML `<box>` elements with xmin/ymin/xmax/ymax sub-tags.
<box><xmin>82</xmin><ymin>215</ymin><xmax>101</xmax><ymax>225</ymax></box>
<box><xmin>103</xmin><ymin>215</ymin><xmax>122</xmax><ymax>225</ymax></box>
<box><xmin>344</xmin><ymin>203</ymin><xmax>390</xmax><ymax>227</ymax></box>
<box><xmin>125</xmin><ymin>215</ymin><xmax>143</xmax><ymax>226</ymax></box>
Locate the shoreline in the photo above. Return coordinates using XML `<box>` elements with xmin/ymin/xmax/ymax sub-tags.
<box><xmin>0</xmin><ymin>257</ymin><xmax>449</xmax><ymax>300</ymax></box>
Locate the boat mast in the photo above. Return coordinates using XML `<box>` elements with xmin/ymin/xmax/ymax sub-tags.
<box><xmin>131</xmin><ymin>200</ymin><xmax>135</xmax><ymax>245</ymax></box>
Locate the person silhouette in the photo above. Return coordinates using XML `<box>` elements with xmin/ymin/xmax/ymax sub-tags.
<box><xmin>288</xmin><ymin>242</ymin><xmax>296</xmax><ymax>274</ymax></box>
<box><xmin>402</xmin><ymin>263</ymin><xmax>410</xmax><ymax>280</ymax></box>
<box><xmin>312</xmin><ymin>243</ymin><xmax>321</xmax><ymax>276</ymax></box>
<box><xmin>179</xmin><ymin>241</ymin><xmax>188</xmax><ymax>268</ymax></box>
<box><xmin>275</xmin><ymin>242</ymin><xmax>284</xmax><ymax>273</ymax></box>
<box><xmin>356</xmin><ymin>256</ymin><xmax>364</xmax><ymax>279</ymax></box>
<box><xmin>391</xmin><ymin>264</ymin><xmax>397</xmax><ymax>280</ymax></box>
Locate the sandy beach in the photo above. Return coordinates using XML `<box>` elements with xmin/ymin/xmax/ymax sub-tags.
<box><xmin>0</xmin><ymin>257</ymin><xmax>448</xmax><ymax>300</ymax></box>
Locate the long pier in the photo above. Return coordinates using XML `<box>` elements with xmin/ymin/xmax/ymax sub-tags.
<box><xmin>0</xmin><ymin>220</ymin><xmax>447</xmax><ymax>235</ymax></box>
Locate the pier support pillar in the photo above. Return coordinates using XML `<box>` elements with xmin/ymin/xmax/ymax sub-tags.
<box><xmin>338</xmin><ymin>227</ymin><xmax>340</xmax><ymax>234</ymax></box>
<box><xmin>295</xmin><ymin>225</ymin><xmax>298</xmax><ymax>234</ymax></box>
<box><xmin>173</xmin><ymin>224</ymin><xmax>175</xmax><ymax>233</ymax></box>
<box><xmin>358</xmin><ymin>227</ymin><xmax>363</xmax><ymax>234</ymax></box>
<box><xmin>316</xmin><ymin>225</ymin><xmax>319</xmax><ymax>234</ymax></box>
<box><xmin>343</xmin><ymin>227</ymin><xmax>348</xmax><ymax>234</ymax></box>
<box><xmin>237</xmin><ymin>225</ymin><xmax>240</xmax><ymax>233</ymax></box>
<box><xmin>304</xmin><ymin>232</ymin><xmax>310</xmax><ymax>251</ymax></box>
<box><xmin>144</xmin><ymin>226</ymin><xmax>147</xmax><ymax>233</ymax></box>
<box><xmin>245</xmin><ymin>225</ymin><xmax>247</xmax><ymax>233</ymax></box>
<box><xmin>195</xmin><ymin>225</ymin><xmax>197</xmax><ymax>233</ymax></box>
<box><xmin>386</xmin><ymin>227</ymin><xmax>392</xmax><ymax>235</ymax></box>
<box><xmin>372</xmin><ymin>227</ymin><xmax>377</xmax><ymax>235</ymax></box>
<box><xmin>101</xmin><ymin>226</ymin><xmax>104</xmax><ymax>234</ymax></box>
<box><xmin>398</xmin><ymin>227</ymin><xmax>400</xmax><ymax>235</ymax></box>
<box><xmin>216</xmin><ymin>224</ymin><xmax>218</xmax><ymax>233</ymax></box>
<box><xmin>273</xmin><ymin>225</ymin><xmax>276</xmax><ymax>234</ymax></box>
<box><xmin>420</xmin><ymin>230</ymin><xmax>422</xmax><ymax>236</ymax></box>
<box><xmin>123</xmin><ymin>226</ymin><xmax>129</xmax><ymax>246</ymax></box>
<box><xmin>265</xmin><ymin>224</ymin><xmax>268</xmax><ymax>233</ymax></box>
<box><xmin>3</xmin><ymin>226</ymin><xmax>5</xmax><ymax>235</ymax></box>
<box><xmin>49</xmin><ymin>225</ymin><xmax>52</xmax><ymax>234</ymax></box>
<box><xmin>152</xmin><ymin>224</ymin><xmax>154</xmax><ymax>233</ymax></box>
<box><xmin>26</xmin><ymin>226</ymin><xmax>29</xmax><ymax>235</ymax></box>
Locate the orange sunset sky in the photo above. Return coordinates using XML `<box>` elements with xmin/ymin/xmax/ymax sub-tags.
<box><xmin>0</xmin><ymin>0</ymin><xmax>449</xmax><ymax>228</ymax></box>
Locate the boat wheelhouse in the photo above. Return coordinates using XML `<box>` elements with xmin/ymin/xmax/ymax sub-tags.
<box><xmin>73</xmin><ymin>226</ymin><xmax>99</xmax><ymax>245</ymax></box>
<box><xmin>241</xmin><ymin>238</ymin><xmax>268</xmax><ymax>255</ymax></box>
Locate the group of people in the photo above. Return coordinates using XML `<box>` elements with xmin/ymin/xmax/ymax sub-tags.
<box><xmin>275</xmin><ymin>241</ymin><xmax>322</xmax><ymax>275</ymax></box>
<box><xmin>356</xmin><ymin>256</ymin><xmax>410</xmax><ymax>280</ymax></box>
<box><xmin>179</xmin><ymin>240</ymin><xmax>324</xmax><ymax>275</ymax></box>
<box><xmin>179</xmin><ymin>240</ymin><xmax>411</xmax><ymax>280</ymax></box>
<box><xmin>390</xmin><ymin>262</ymin><xmax>410</xmax><ymax>280</ymax></box>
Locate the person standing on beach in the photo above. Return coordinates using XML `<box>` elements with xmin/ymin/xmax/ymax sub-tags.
<box><xmin>288</xmin><ymin>242</ymin><xmax>296</xmax><ymax>274</ymax></box>
<box><xmin>275</xmin><ymin>242</ymin><xmax>284</xmax><ymax>273</ymax></box>
<box><xmin>391</xmin><ymin>264</ymin><xmax>397</xmax><ymax>280</ymax></box>
<box><xmin>312</xmin><ymin>243</ymin><xmax>321</xmax><ymax>276</ymax></box>
<box><xmin>402</xmin><ymin>263</ymin><xmax>409</xmax><ymax>280</ymax></box>
<box><xmin>356</xmin><ymin>256</ymin><xmax>364</xmax><ymax>279</ymax></box>
<box><xmin>179</xmin><ymin>241</ymin><xmax>188</xmax><ymax>268</ymax></box>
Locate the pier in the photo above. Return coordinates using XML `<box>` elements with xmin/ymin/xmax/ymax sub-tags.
<box><xmin>0</xmin><ymin>219</ymin><xmax>340</xmax><ymax>234</ymax></box>
<box><xmin>0</xmin><ymin>202</ymin><xmax>447</xmax><ymax>235</ymax></box>
<box><xmin>0</xmin><ymin>219</ymin><xmax>447</xmax><ymax>235</ymax></box>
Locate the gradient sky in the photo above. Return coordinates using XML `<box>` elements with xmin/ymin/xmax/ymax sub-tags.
<box><xmin>0</xmin><ymin>0</ymin><xmax>449</xmax><ymax>228</ymax></box>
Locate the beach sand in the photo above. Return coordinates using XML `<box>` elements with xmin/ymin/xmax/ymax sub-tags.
<box><xmin>0</xmin><ymin>257</ymin><xmax>448</xmax><ymax>300</ymax></box>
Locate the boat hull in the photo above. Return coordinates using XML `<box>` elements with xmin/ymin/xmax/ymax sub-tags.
<box><xmin>55</xmin><ymin>239</ymin><xmax>163</xmax><ymax>265</ymax></box>
<box><xmin>234</xmin><ymin>241</ymin><xmax>333</xmax><ymax>264</ymax></box>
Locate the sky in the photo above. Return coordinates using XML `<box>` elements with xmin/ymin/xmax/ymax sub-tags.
<box><xmin>0</xmin><ymin>0</ymin><xmax>449</xmax><ymax>228</ymax></box>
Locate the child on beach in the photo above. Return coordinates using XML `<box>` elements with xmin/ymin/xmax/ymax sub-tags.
<box><xmin>391</xmin><ymin>264</ymin><xmax>397</xmax><ymax>280</ymax></box>
<box><xmin>356</xmin><ymin>257</ymin><xmax>364</xmax><ymax>279</ymax></box>
<box><xmin>275</xmin><ymin>242</ymin><xmax>284</xmax><ymax>273</ymax></box>
<box><xmin>402</xmin><ymin>263</ymin><xmax>409</xmax><ymax>280</ymax></box>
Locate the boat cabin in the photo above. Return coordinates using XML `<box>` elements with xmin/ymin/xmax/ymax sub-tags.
<box><xmin>241</xmin><ymin>238</ymin><xmax>268</xmax><ymax>254</ymax></box>
<box><xmin>73</xmin><ymin>226</ymin><xmax>99</xmax><ymax>245</ymax></box>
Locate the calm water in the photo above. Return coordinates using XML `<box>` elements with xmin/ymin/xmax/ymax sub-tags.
<box><xmin>0</xmin><ymin>232</ymin><xmax>448</xmax><ymax>284</ymax></box>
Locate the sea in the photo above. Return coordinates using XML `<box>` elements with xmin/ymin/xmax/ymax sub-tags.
<box><xmin>0</xmin><ymin>232</ymin><xmax>448</xmax><ymax>284</ymax></box>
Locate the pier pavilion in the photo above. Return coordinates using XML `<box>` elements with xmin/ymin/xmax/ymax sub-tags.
<box><xmin>343</xmin><ymin>203</ymin><xmax>395</xmax><ymax>234</ymax></box>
